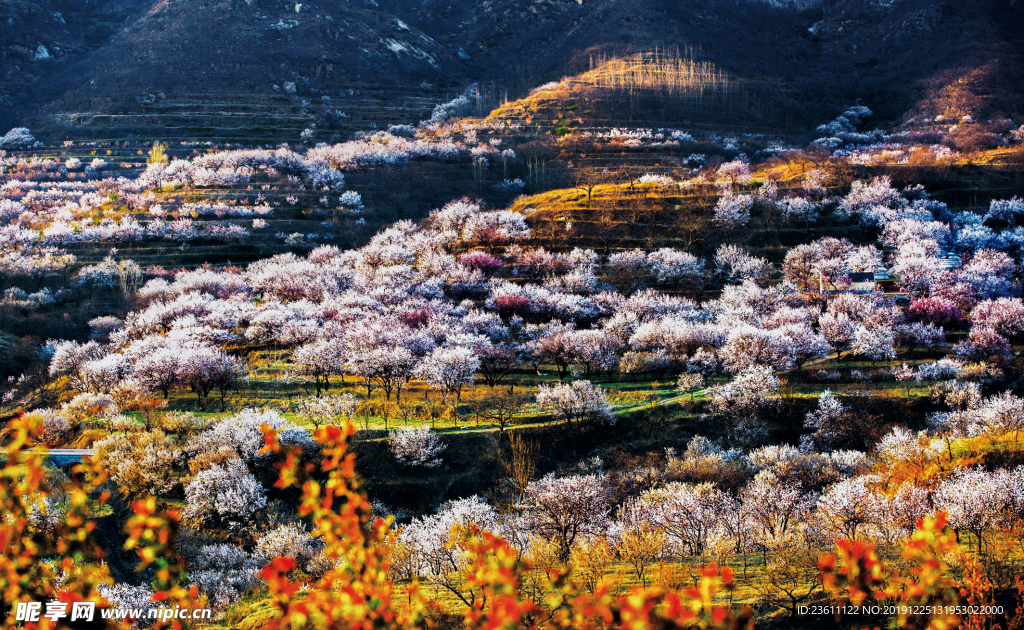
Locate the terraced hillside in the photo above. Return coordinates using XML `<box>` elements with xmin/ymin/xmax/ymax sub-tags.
<box><xmin>477</xmin><ymin>52</ymin><xmax>805</xmax><ymax>138</ymax></box>
<box><xmin>42</xmin><ymin>86</ymin><xmax>444</xmax><ymax>144</ymax></box>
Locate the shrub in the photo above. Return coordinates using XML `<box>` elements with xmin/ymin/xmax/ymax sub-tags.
<box><xmin>254</xmin><ymin>523</ymin><xmax>327</xmax><ymax>576</ymax></box>
<box><xmin>59</xmin><ymin>392</ymin><xmax>118</xmax><ymax>423</ymax></box>
<box><xmin>33</xmin><ymin>410</ymin><xmax>71</xmax><ymax>446</ymax></box>
<box><xmin>93</xmin><ymin>430</ymin><xmax>182</xmax><ymax>498</ymax></box>
<box><xmin>0</xmin><ymin>127</ymin><xmax>35</xmax><ymax>149</ymax></box>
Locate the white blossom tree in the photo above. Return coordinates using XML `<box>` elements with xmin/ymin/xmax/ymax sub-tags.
<box><xmin>519</xmin><ymin>473</ymin><xmax>611</xmax><ymax>561</ymax></box>
<box><xmin>802</xmin><ymin>389</ymin><xmax>847</xmax><ymax>451</ymax></box>
<box><xmin>741</xmin><ymin>470</ymin><xmax>815</xmax><ymax>552</ymax></box>
<box><xmin>721</xmin><ymin>325</ymin><xmax>796</xmax><ymax>373</ymax></box>
<box><xmin>296</xmin><ymin>393</ymin><xmax>359</xmax><ymax>429</ymax></box>
<box><xmin>675</xmin><ymin>373</ymin><xmax>706</xmax><ymax>400</ymax></box>
<box><xmin>293</xmin><ymin>338</ymin><xmax>347</xmax><ymax>396</ymax></box>
<box><xmin>869</xmin><ymin>483</ymin><xmax>931</xmax><ymax>545</ymax></box>
<box><xmin>183</xmin><ymin>460</ymin><xmax>267</xmax><ymax>531</ymax></box>
<box><xmin>709</xmin><ymin>365</ymin><xmax>780</xmax><ymax>417</ymax></box>
<box><xmin>415</xmin><ymin>346</ymin><xmax>480</xmax><ymax>402</ymax></box>
<box><xmin>850</xmin><ymin>325</ymin><xmax>896</xmax><ymax>362</ymax></box>
<box><xmin>189</xmin><ymin>408</ymin><xmax>305</xmax><ymax>469</ymax></box>
<box><xmin>715</xmin><ymin>245</ymin><xmax>773</xmax><ymax>284</ymax></box>
<box><xmin>131</xmin><ymin>347</ymin><xmax>183</xmax><ymax>399</ymax></box>
<box><xmin>713</xmin><ymin>194</ymin><xmax>754</xmax><ymax>229</ymax></box>
<box><xmin>933</xmin><ymin>467</ymin><xmax>1024</xmax><ymax>548</ymax></box>
<box><xmin>396</xmin><ymin>496</ymin><xmax>498</xmax><ymax>605</ymax></box>
<box><xmin>186</xmin><ymin>543</ymin><xmax>262</xmax><ymax>610</ymax></box>
<box><xmin>818</xmin><ymin>312</ymin><xmax>857</xmax><ymax>360</ymax></box>
<box><xmin>641</xmin><ymin>482</ymin><xmax>730</xmax><ymax>556</ymax></box>
<box><xmin>971</xmin><ymin>298</ymin><xmax>1024</xmax><ymax>339</ymax></box>
<box><xmin>646</xmin><ymin>248</ymin><xmax>705</xmax><ymax>292</ymax></box>
<box><xmin>96</xmin><ymin>584</ymin><xmax>160</xmax><ymax>625</ymax></box>
<box><xmin>253</xmin><ymin>523</ymin><xmax>326</xmax><ymax>577</ymax></box>
<box><xmin>814</xmin><ymin>476</ymin><xmax>879</xmax><ymax>540</ymax></box>
<box><xmin>349</xmin><ymin>346</ymin><xmax>418</xmax><ymax>401</ymax></box>
<box><xmin>606</xmin><ymin>249</ymin><xmax>650</xmax><ymax>294</ymax></box>
<box><xmin>717</xmin><ymin>160</ymin><xmax>753</xmax><ymax>187</ymax></box>
<box><xmin>536</xmin><ymin>380</ymin><xmax>614</xmax><ymax>428</ymax></box>
<box><xmin>389</xmin><ymin>425</ymin><xmax>446</xmax><ymax>468</ymax></box>
<box><xmin>970</xmin><ymin>392</ymin><xmax>1024</xmax><ymax>441</ymax></box>
<box><xmin>178</xmin><ymin>344</ymin><xmax>245</xmax><ymax>408</ymax></box>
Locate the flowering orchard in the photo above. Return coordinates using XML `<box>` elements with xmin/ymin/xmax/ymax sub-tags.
<box><xmin>2</xmin><ymin>90</ymin><xmax>1024</xmax><ymax>626</ymax></box>
<box><xmin>1</xmin><ymin>413</ymin><xmax>1017</xmax><ymax>630</ymax></box>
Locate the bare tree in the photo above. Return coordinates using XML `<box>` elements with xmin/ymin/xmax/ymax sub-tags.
<box><xmin>478</xmin><ymin>388</ymin><xmax>528</xmax><ymax>433</ymax></box>
<box><xmin>500</xmin><ymin>433</ymin><xmax>538</xmax><ymax>503</ymax></box>
<box><xmin>752</xmin><ymin>546</ymin><xmax>823</xmax><ymax>618</ymax></box>
<box><xmin>574</xmin><ymin>164</ymin><xmax>608</xmax><ymax>206</ymax></box>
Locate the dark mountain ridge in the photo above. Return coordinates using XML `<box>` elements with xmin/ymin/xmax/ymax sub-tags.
<box><xmin>2</xmin><ymin>0</ymin><xmax>1022</xmax><ymax>140</ymax></box>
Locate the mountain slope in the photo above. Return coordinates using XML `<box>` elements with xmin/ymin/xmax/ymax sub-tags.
<box><xmin>12</xmin><ymin>0</ymin><xmax>465</xmax><ymax>141</ymax></box>
<box><xmin>4</xmin><ymin>0</ymin><xmax>1024</xmax><ymax>140</ymax></box>
<box><xmin>0</xmin><ymin>0</ymin><xmax>153</xmax><ymax>113</ymax></box>
<box><xmin>388</xmin><ymin>0</ymin><xmax>1024</xmax><ymax>123</ymax></box>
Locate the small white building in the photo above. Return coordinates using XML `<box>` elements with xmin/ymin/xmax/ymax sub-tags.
<box><xmin>848</xmin><ymin>272</ymin><xmax>879</xmax><ymax>293</ymax></box>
